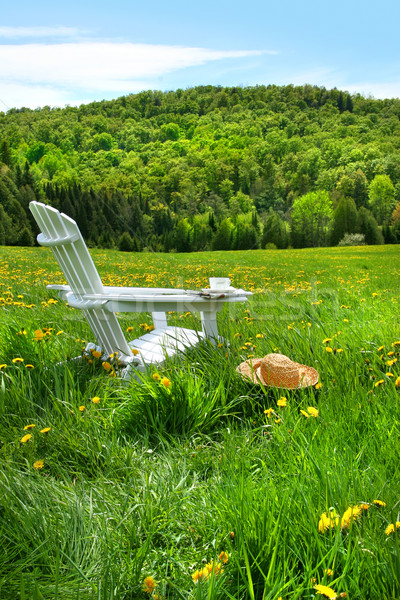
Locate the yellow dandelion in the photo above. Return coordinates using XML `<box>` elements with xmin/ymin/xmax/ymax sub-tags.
<box><xmin>192</xmin><ymin>568</ymin><xmax>206</xmax><ymax>583</ymax></box>
<box><xmin>318</xmin><ymin>509</ymin><xmax>339</xmax><ymax>533</ymax></box>
<box><xmin>131</xmin><ymin>348</ymin><xmax>139</xmax><ymax>355</ymax></box>
<box><xmin>219</xmin><ymin>551</ymin><xmax>229</xmax><ymax>564</ymax></box>
<box><xmin>315</xmin><ymin>382</ymin><xmax>322</xmax><ymax>389</ymax></box>
<box><xmin>56</xmin><ymin>330</ymin><xmax>64</xmax><ymax>335</ymax></box>
<box><xmin>79</xmin><ymin>405</ymin><xmax>85</xmax><ymax>412</ymax></box>
<box><xmin>359</xmin><ymin>503</ymin><xmax>370</xmax><ymax>511</ymax></box>
<box><xmin>307</xmin><ymin>406</ymin><xmax>319</xmax><ymax>417</ymax></box>
<box><xmin>373</xmin><ymin>499</ymin><xmax>386</xmax><ymax>507</ymax></box>
<box><xmin>126</xmin><ymin>326</ymin><xmax>134</xmax><ymax>333</ymax></box>
<box><xmin>301</xmin><ymin>409</ymin><xmax>309</xmax><ymax>418</ymax></box>
<box><xmin>102</xmin><ymin>361</ymin><xmax>111</xmax><ymax>371</ymax></box>
<box><xmin>378</xmin><ymin>345</ymin><xmax>384</xmax><ymax>351</ymax></box>
<box><xmin>91</xmin><ymin>396</ymin><xmax>100</xmax><ymax>404</ymax></box>
<box><xmin>34</xmin><ymin>329</ymin><xmax>44</xmax><ymax>341</ymax></box>
<box><xmin>0</xmin><ymin>364</ymin><xmax>6</xmax><ymax>370</ymax></box>
<box><xmin>152</xmin><ymin>373</ymin><xmax>160</xmax><ymax>380</ymax></box>
<box><xmin>33</xmin><ymin>459</ymin><xmax>44</xmax><ymax>469</ymax></box>
<box><xmin>161</xmin><ymin>377</ymin><xmax>171</xmax><ymax>388</ymax></box>
<box><xmin>341</xmin><ymin>505</ymin><xmax>362</xmax><ymax>529</ymax></box>
<box><xmin>40</xmin><ymin>427</ymin><xmax>51</xmax><ymax>433</ymax></box>
<box><xmin>395</xmin><ymin>376</ymin><xmax>400</xmax><ymax>388</ymax></box>
<box><xmin>314</xmin><ymin>584</ymin><xmax>337</xmax><ymax>599</ymax></box>
<box><xmin>21</xmin><ymin>433</ymin><xmax>32</xmax><ymax>443</ymax></box>
<box><xmin>324</xmin><ymin>569</ymin><xmax>334</xmax><ymax>577</ymax></box>
<box><xmin>23</xmin><ymin>424</ymin><xmax>35</xmax><ymax>430</ymax></box>
<box><xmin>25</xmin><ymin>364</ymin><xmax>34</xmax><ymax>369</ymax></box>
<box><xmin>374</xmin><ymin>379</ymin><xmax>385</xmax><ymax>387</ymax></box>
<box><xmin>12</xmin><ymin>357</ymin><xmax>24</xmax><ymax>363</ymax></box>
<box><xmin>325</xmin><ymin>347</ymin><xmax>333</xmax><ymax>353</ymax></box>
<box><xmin>264</xmin><ymin>408</ymin><xmax>273</xmax><ymax>418</ymax></box>
<box><xmin>256</xmin><ymin>333</ymin><xmax>264</xmax><ymax>338</ymax></box>
<box><xmin>322</xmin><ymin>338</ymin><xmax>332</xmax><ymax>344</ymax></box>
<box><xmin>275</xmin><ymin>418</ymin><xmax>281</xmax><ymax>424</ymax></box>
<box><xmin>142</xmin><ymin>575</ymin><xmax>157</xmax><ymax>594</ymax></box>
<box><xmin>92</xmin><ymin>350</ymin><xmax>102</xmax><ymax>359</ymax></box>
<box><xmin>277</xmin><ymin>397</ymin><xmax>287</xmax><ymax>407</ymax></box>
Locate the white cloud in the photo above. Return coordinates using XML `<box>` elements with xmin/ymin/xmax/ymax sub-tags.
<box><xmin>0</xmin><ymin>26</ymin><xmax>82</xmax><ymax>38</ymax></box>
<box><xmin>0</xmin><ymin>42</ymin><xmax>268</xmax><ymax>108</ymax></box>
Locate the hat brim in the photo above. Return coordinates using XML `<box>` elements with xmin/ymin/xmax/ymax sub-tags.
<box><xmin>236</xmin><ymin>358</ymin><xmax>319</xmax><ymax>389</ymax></box>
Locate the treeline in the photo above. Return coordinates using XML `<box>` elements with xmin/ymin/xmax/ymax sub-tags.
<box><xmin>1</xmin><ymin>84</ymin><xmax>400</xmax><ymax>250</ymax></box>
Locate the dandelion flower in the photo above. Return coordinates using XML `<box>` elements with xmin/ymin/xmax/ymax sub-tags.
<box><xmin>21</xmin><ymin>434</ymin><xmax>32</xmax><ymax>443</ymax></box>
<box><xmin>314</xmin><ymin>584</ymin><xmax>337</xmax><ymax>599</ymax></box>
<box><xmin>264</xmin><ymin>408</ymin><xmax>273</xmax><ymax>418</ymax></box>
<box><xmin>12</xmin><ymin>357</ymin><xmax>24</xmax><ymax>363</ymax></box>
<box><xmin>161</xmin><ymin>377</ymin><xmax>171</xmax><ymax>388</ymax></box>
<box><xmin>256</xmin><ymin>333</ymin><xmax>264</xmax><ymax>339</ymax></box>
<box><xmin>34</xmin><ymin>330</ymin><xmax>44</xmax><ymax>341</ymax></box>
<box><xmin>277</xmin><ymin>397</ymin><xmax>287</xmax><ymax>407</ymax></box>
<box><xmin>92</xmin><ymin>350</ymin><xmax>102</xmax><ymax>359</ymax></box>
<box><xmin>126</xmin><ymin>326</ymin><xmax>134</xmax><ymax>333</ymax></box>
<box><xmin>91</xmin><ymin>396</ymin><xmax>100</xmax><ymax>404</ymax></box>
<box><xmin>315</xmin><ymin>382</ymin><xmax>322</xmax><ymax>389</ymax></box>
<box><xmin>56</xmin><ymin>330</ymin><xmax>63</xmax><ymax>335</ymax></box>
<box><xmin>318</xmin><ymin>509</ymin><xmax>339</xmax><ymax>533</ymax></box>
<box><xmin>219</xmin><ymin>551</ymin><xmax>229</xmax><ymax>564</ymax></box>
<box><xmin>322</xmin><ymin>338</ymin><xmax>332</xmax><ymax>344</ymax></box>
<box><xmin>131</xmin><ymin>348</ymin><xmax>139</xmax><ymax>355</ymax></box>
<box><xmin>79</xmin><ymin>405</ymin><xmax>85</xmax><ymax>412</ymax></box>
<box><xmin>324</xmin><ymin>569</ymin><xmax>334</xmax><ymax>577</ymax></box>
<box><xmin>23</xmin><ymin>424</ymin><xmax>35</xmax><ymax>430</ymax></box>
<box><xmin>40</xmin><ymin>427</ymin><xmax>51</xmax><ymax>433</ymax></box>
<box><xmin>307</xmin><ymin>406</ymin><xmax>319</xmax><ymax>417</ymax></box>
<box><xmin>395</xmin><ymin>376</ymin><xmax>400</xmax><ymax>388</ymax></box>
<box><xmin>142</xmin><ymin>575</ymin><xmax>157</xmax><ymax>594</ymax></box>
<box><xmin>374</xmin><ymin>379</ymin><xmax>385</xmax><ymax>387</ymax></box>
<box><xmin>341</xmin><ymin>505</ymin><xmax>362</xmax><ymax>529</ymax></box>
<box><xmin>0</xmin><ymin>364</ymin><xmax>6</xmax><ymax>370</ymax></box>
<box><xmin>301</xmin><ymin>409</ymin><xmax>310</xmax><ymax>418</ymax></box>
<box><xmin>373</xmin><ymin>499</ymin><xmax>386</xmax><ymax>508</ymax></box>
<box><xmin>385</xmin><ymin>522</ymin><xmax>400</xmax><ymax>536</ymax></box>
<box><xmin>325</xmin><ymin>347</ymin><xmax>333</xmax><ymax>353</ymax></box>
<box><xmin>102</xmin><ymin>361</ymin><xmax>111</xmax><ymax>371</ymax></box>
<box><xmin>25</xmin><ymin>364</ymin><xmax>34</xmax><ymax>369</ymax></box>
<box><xmin>152</xmin><ymin>373</ymin><xmax>160</xmax><ymax>380</ymax></box>
<box><xmin>359</xmin><ymin>503</ymin><xmax>370</xmax><ymax>511</ymax></box>
<box><xmin>33</xmin><ymin>459</ymin><xmax>44</xmax><ymax>469</ymax></box>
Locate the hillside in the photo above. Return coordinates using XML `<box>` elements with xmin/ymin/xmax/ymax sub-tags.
<box><xmin>1</xmin><ymin>84</ymin><xmax>400</xmax><ymax>250</ymax></box>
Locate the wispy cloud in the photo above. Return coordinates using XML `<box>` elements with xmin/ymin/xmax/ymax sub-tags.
<box><xmin>0</xmin><ymin>26</ymin><xmax>83</xmax><ymax>39</ymax></box>
<box><xmin>0</xmin><ymin>41</ymin><xmax>270</xmax><ymax>109</ymax></box>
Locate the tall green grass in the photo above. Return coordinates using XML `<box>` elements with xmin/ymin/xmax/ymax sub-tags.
<box><xmin>0</xmin><ymin>245</ymin><xmax>400</xmax><ymax>599</ymax></box>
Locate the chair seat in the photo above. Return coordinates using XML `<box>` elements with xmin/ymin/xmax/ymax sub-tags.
<box><xmin>129</xmin><ymin>326</ymin><xmax>204</xmax><ymax>364</ymax></box>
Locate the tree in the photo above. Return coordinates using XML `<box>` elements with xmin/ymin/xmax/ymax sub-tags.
<box><xmin>212</xmin><ymin>218</ymin><xmax>233</xmax><ymax>250</ymax></box>
<box><xmin>290</xmin><ymin>191</ymin><xmax>333</xmax><ymax>248</ymax></box>
<box><xmin>118</xmin><ymin>232</ymin><xmax>135</xmax><ymax>252</ymax></box>
<box><xmin>330</xmin><ymin>197</ymin><xmax>358</xmax><ymax>245</ymax></box>
<box><xmin>262</xmin><ymin>211</ymin><xmax>288</xmax><ymax>249</ymax></box>
<box><xmin>368</xmin><ymin>174</ymin><xmax>396</xmax><ymax>225</ymax></box>
<box><xmin>357</xmin><ymin>207</ymin><xmax>384</xmax><ymax>245</ymax></box>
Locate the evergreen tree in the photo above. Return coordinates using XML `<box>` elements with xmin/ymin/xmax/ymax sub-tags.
<box><xmin>357</xmin><ymin>207</ymin><xmax>384</xmax><ymax>245</ymax></box>
<box><xmin>330</xmin><ymin>197</ymin><xmax>358</xmax><ymax>245</ymax></box>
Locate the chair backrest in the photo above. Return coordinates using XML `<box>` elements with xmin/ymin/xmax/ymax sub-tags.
<box><xmin>29</xmin><ymin>201</ymin><xmax>132</xmax><ymax>359</ymax></box>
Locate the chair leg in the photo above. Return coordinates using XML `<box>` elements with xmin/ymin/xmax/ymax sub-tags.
<box><xmin>152</xmin><ymin>312</ymin><xmax>168</xmax><ymax>329</ymax></box>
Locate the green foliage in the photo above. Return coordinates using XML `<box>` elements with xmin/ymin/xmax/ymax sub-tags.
<box><xmin>291</xmin><ymin>190</ymin><xmax>333</xmax><ymax>247</ymax></box>
<box><xmin>368</xmin><ymin>174</ymin><xmax>396</xmax><ymax>225</ymax></box>
<box><xmin>1</xmin><ymin>85</ymin><xmax>400</xmax><ymax>250</ymax></box>
<box><xmin>330</xmin><ymin>196</ymin><xmax>358</xmax><ymax>245</ymax></box>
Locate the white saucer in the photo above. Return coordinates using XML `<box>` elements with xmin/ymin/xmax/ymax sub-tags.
<box><xmin>202</xmin><ymin>287</ymin><xmax>235</xmax><ymax>294</ymax></box>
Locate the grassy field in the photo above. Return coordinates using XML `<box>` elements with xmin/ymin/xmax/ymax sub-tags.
<box><xmin>0</xmin><ymin>244</ymin><xmax>400</xmax><ymax>600</ymax></box>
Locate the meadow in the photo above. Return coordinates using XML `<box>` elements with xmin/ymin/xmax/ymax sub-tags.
<box><xmin>0</xmin><ymin>243</ymin><xmax>399</xmax><ymax>600</ymax></box>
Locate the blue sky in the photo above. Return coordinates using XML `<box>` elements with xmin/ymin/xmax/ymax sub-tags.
<box><xmin>1</xmin><ymin>0</ymin><xmax>399</xmax><ymax>110</ymax></box>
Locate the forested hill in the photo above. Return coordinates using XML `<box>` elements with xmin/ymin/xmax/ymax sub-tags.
<box><xmin>1</xmin><ymin>84</ymin><xmax>400</xmax><ymax>251</ymax></box>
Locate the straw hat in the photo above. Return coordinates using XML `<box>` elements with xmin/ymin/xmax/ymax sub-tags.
<box><xmin>236</xmin><ymin>353</ymin><xmax>319</xmax><ymax>389</ymax></box>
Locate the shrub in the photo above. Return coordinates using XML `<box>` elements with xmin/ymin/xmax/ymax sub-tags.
<box><xmin>338</xmin><ymin>233</ymin><xmax>365</xmax><ymax>246</ymax></box>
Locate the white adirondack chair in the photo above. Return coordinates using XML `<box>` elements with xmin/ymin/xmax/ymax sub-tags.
<box><xmin>29</xmin><ymin>201</ymin><xmax>251</xmax><ymax>379</ymax></box>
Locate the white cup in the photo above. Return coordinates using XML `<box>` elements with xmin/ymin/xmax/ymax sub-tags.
<box><xmin>209</xmin><ymin>277</ymin><xmax>231</xmax><ymax>290</ymax></box>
